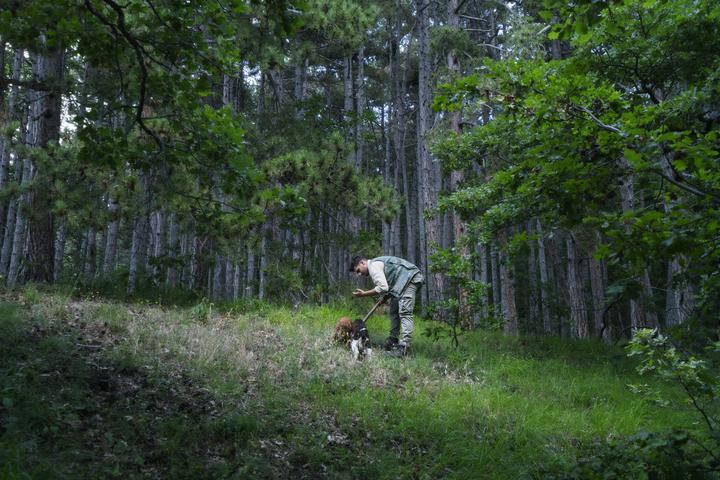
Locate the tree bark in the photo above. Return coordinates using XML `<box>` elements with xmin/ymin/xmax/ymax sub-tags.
<box><xmin>566</xmin><ymin>232</ymin><xmax>589</xmax><ymax>338</ymax></box>
<box><xmin>166</xmin><ymin>213</ymin><xmax>179</xmax><ymax>287</ymax></box>
<box><xmin>589</xmin><ymin>236</ymin><xmax>609</xmax><ymax>342</ymax></box>
<box><xmin>6</xmin><ymin>157</ymin><xmax>32</xmax><ymax>288</ymax></box>
<box><xmin>490</xmin><ymin>242</ymin><xmax>501</xmax><ymax>316</ymax></box>
<box><xmin>84</xmin><ymin>228</ymin><xmax>96</xmax><ymax>282</ymax></box>
<box><xmin>25</xmin><ymin>38</ymin><xmax>64</xmax><ymax>283</ymax></box>
<box><xmin>527</xmin><ymin>220</ymin><xmax>539</xmax><ymax>330</ymax></box>
<box><xmin>498</xmin><ymin>230</ymin><xmax>518</xmax><ymax>335</ymax></box>
<box><xmin>416</xmin><ymin>0</ymin><xmax>441</xmax><ymax>306</ymax></box>
<box><xmin>53</xmin><ymin>220</ymin><xmax>65</xmax><ymax>282</ymax></box>
<box><xmin>103</xmin><ymin>197</ymin><xmax>120</xmax><ymax>275</ymax></box>
<box><xmin>536</xmin><ymin>219</ymin><xmax>553</xmax><ymax>334</ymax></box>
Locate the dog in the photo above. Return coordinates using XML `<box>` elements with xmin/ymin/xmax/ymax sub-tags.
<box><xmin>349</xmin><ymin>319</ymin><xmax>371</xmax><ymax>360</ymax></box>
<box><xmin>333</xmin><ymin>316</ymin><xmax>372</xmax><ymax>360</ymax></box>
<box><xmin>333</xmin><ymin>316</ymin><xmax>353</xmax><ymax>344</ymax></box>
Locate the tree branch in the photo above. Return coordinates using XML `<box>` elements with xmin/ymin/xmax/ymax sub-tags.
<box><xmin>84</xmin><ymin>0</ymin><xmax>164</xmax><ymax>151</ymax></box>
<box><xmin>573</xmin><ymin>104</ymin><xmax>627</xmax><ymax>137</ymax></box>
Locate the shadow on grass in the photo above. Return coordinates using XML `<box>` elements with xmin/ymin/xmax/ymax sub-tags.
<box><xmin>0</xmin><ymin>300</ymin><xmax>292</xmax><ymax>479</ymax></box>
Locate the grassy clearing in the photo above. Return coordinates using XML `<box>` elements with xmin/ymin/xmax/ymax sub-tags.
<box><xmin>0</xmin><ymin>288</ymin><xmax>699</xmax><ymax>479</ymax></box>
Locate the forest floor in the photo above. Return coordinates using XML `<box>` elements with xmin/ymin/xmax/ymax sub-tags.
<box><xmin>0</xmin><ymin>286</ymin><xmax>700</xmax><ymax>479</ymax></box>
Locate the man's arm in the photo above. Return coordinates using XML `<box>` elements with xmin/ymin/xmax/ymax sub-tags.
<box><xmin>352</xmin><ymin>260</ymin><xmax>388</xmax><ymax>297</ymax></box>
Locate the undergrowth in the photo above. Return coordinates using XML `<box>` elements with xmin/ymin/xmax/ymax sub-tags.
<box><xmin>0</xmin><ymin>288</ymin><xmax>706</xmax><ymax>479</ymax></box>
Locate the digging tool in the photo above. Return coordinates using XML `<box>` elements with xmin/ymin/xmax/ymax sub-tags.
<box><xmin>361</xmin><ymin>294</ymin><xmax>390</xmax><ymax>324</ymax></box>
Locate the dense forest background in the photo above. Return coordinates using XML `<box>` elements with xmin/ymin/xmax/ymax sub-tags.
<box><xmin>0</xmin><ymin>0</ymin><xmax>719</xmax><ymax>341</ymax></box>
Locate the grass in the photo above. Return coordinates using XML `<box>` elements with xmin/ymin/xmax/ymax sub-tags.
<box><xmin>0</xmin><ymin>287</ymin><xmax>703</xmax><ymax>479</ymax></box>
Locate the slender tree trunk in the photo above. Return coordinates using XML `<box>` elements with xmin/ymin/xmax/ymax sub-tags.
<box><xmin>1</xmin><ymin>197</ymin><xmax>17</xmax><ymax>279</ymax></box>
<box><xmin>224</xmin><ymin>257</ymin><xmax>234</xmax><ymax>299</ymax></box>
<box><xmin>618</xmin><ymin>161</ymin><xmax>656</xmax><ymax>331</ymax></box>
<box><xmin>7</xmin><ymin>158</ymin><xmax>32</xmax><ymax>288</ymax></box>
<box><xmin>498</xmin><ymin>230</ymin><xmax>518</xmax><ymax>335</ymax></box>
<box><xmin>212</xmin><ymin>252</ymin><xmax>224</xmax><ymax>299</ymax></box>
<box><xmin>446</xmin><ymin>0</ymin><xmax>471</xmax><ymax>327</ymax></box>
<box><xmin>0</xmin><ymin>49</ymin><xmax>23</xmax><ymax>279</ymax></box>
<box><xmin>477</xmin><ymin>242</ymin><xmax>489</xmax><ymax>325</ymax></box>
<box><xmin>84</xmin><ymin>228</ymin><xmax>96</xmax><ymax>282</ymax></box>
<box><xmin>233</xmin><ymin>263</ymin><xmax>241</xmax><ymax>300</ymax></box>
<box><xmin>490</xmin><ymin>242</ymin><xmax>501</xmax><ymax>316</ymax></box>
<box><xmin>128</xmin><ymin>172</ymin><xmax>152</xmax><ymax>294</ymax></box>
<box><xmin>589</xmin><ymin>236</ymin><xmax>609</xmax><ymax>342</ymax></box>
<box><xmin>390</xmin><ymin>5</ymin><xmax>413</xmax><ymax>262</ymax></box>
<box><xmin>53</xmin><ymin>220</ymin><xmax>65</xmax><ymax>282</ymax></box>
<box><xmin>549</xmin><ymin>234</ymin><xmax>569</xmax><ymax>336</ymax></box>
<box><xmin>536</xmin><ymin>219</ymin><xmax>552</xmax><ymax>334</ymax></box>
<box><xmin>416</xmin><ymin>0</ymin><xmax>441</xmax><ymax>306</ymax></box>
<box><xmin>103</xmin><ymin>204</ymin><xmax>120</xmax><ymax>276</ymax></box>
<box><xmin>566</xmin><ymin>232</ymin><xmax>589</xmax><ymax>338</ymax></box>
<box><xmin>0</xmin><ymin>49</ymin><xmax>23</xmax><ymax>242</ymax></box>
<box><xmin>658</xmin><ymin>150</ymin><xmax>694</xmax><ymax>326</ymax></box>
<box><xmin>294</xmin><ymin>57</ymin><xmax>308</xmax><ymax>116</ymax></box>
<box><xmin>166</xmin><ymin>213</ymin><xmax>179</xmax><ymax>287</ymax></box>
<box><xmin>152</xmin><ymin>210</ymin><xmax>164</xmax><ymax>279</ymax></box>
<box><xmin>355</xmin><ymin>46</ymin><xmax>365</xmax><ymax>172</ymax></box>
<box><xmin>527</xmin><ymin>220</ymin><xmax>539</xmax><ymax>331</ymax></box>
<box><xmin>128</xmin><ymin>215</ymin><xmax>149</xmax><ymax>294</ymax></box>
<box><xmin>259</xmin><ymin>226</ymin><xmax>268</xmax><ymax>300</ymax></box>
<box><xmin>245</xmin><ymin>238</ymin><xmax>256</xmax><ymax>298</ymax></box>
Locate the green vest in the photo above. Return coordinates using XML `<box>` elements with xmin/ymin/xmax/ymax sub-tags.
<box><xmin>371</xmin><ymin>256</ymin><xmax>422</xmax><ymax>298</ymax></box>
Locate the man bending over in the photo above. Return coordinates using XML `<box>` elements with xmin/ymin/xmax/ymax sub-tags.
<box><xmin>350</xmin><ymin>255</ymin><xmax>424</xmax><ymax>357</ymax></box>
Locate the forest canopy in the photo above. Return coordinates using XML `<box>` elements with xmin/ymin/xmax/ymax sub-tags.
<box><xmin>0</xmin><ymin>0</ymin><xmax>718</xmax><ymax>341</ymax></box>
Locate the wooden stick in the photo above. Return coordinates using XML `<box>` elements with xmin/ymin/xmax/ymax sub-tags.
<box><xmin>362</xmin><ymin>295</ymin><xmax>389</xmax><ymax>323</ymax></box>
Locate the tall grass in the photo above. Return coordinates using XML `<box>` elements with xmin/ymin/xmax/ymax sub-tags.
<box><xmin>0</xmin><ymin>289</ymin><xmax>699</xmax><ymax>479</ymax></box>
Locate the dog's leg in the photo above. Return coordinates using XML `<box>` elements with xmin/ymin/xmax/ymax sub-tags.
<box><xmin>350</xmin><ymin>339</ymin><xmax>360</xmax><ymax>361</ymax></box>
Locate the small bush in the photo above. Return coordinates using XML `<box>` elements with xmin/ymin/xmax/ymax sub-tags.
<box><xmin>537</xmin><ymin>429</ymin><xmax>719</xmax><ymax>479</ymax></box>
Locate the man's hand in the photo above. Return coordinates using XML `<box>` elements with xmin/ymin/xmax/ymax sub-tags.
<box><xmin>353</xmin><ymin>288</ymin><xmax>373</xmax><ymax>297</ymax></box>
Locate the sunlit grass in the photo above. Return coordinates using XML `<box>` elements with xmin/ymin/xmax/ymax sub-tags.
<box><xmin>0</xmin><ymin>290</ymin><xmax>701</xmax><ymax>479</ymax></box>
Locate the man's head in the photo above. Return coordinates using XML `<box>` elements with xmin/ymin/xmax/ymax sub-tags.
<box><xmin>349</xmin><ymin>256</ymin><xmax>369</xmax><ymax>276</ymax></box>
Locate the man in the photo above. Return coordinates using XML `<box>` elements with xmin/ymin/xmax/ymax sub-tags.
<box><xmin>350</xmin><ymin>255</ymin><xmax>423</xmax><ymax>357</ymax></box>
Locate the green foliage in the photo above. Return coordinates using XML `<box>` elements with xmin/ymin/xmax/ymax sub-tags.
<box><xmin>538</xmin><ymin>428</ymin><xmax>718</xmax><ymax>479</ymax></box>
<box><xmin>432</xmin><ymin>0</ymin><xmax>720</xmax><ymax>334</ymax></box>
<box><xmin>541</xmin><ymin>327</ymin><xmax>720</xmax><ymax>478</ymax></box>
<box><xmin>628</xmin><ymin>329</ymin><xmax>719</xmax><ymax>433</ymax></box>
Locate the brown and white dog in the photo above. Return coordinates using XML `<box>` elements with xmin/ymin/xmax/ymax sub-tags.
<box><xmin>333</xmin><ymin>316</ymin><xmax>372</xmax><ymax>360</ymax></box>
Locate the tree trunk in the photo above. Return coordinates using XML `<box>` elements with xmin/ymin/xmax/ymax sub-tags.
<box><xmin>490</xmin><ymin>242</ymin><xmax>501</xmax><ymax>316</ymax></box>
<box><xmin>390</xmin><ymin>5</ymin><xmax>414</xmax><ymax>262</ymax></box>
<box><xmin>589</xmin><ymin>236</ymin><xmax>609</xmax><ymax>342</ymax></box>
<box><xmin>536</xmin><ymin>219</ymin><xmax>552</xmax><ymax>334</ymax></box>
<box><xmin>0</xmin><ymin>49</ymin><xmax>23</xmax><ymax>246</ymax></box>
<box><xmin>476</xmin><ymin>242</ymin><xmax>489</xmax><ymax>325</ymax></box>
<box><xmin>498</xmin><ymin>230</ymin><xmax>518</xmax><ymax>335</ymax></box>
<box><xmin>53</xmin><ymin>220</ymin><xmax>66</xmax><ymax>282</ymax></box>
<box><xmin>84</xmin><ymin>228</ymin><xmax>96</xmax><ymax>282</ymax></box>
<box><xmin>566</xmin><ymin>232</ymin><xmax>589</xmax><ymax>338</ymax></box>
<box><xmin>618</xmin><ymin>161</ymin><xmax>657</xmax><ymax>330</ymax></box>
<box><xmin>25</xmin><ymin>38</ymin><xmax>64</xmax><ymax>283</ymax></box>
<box><xmin>128</xmin><ymin>214</ymin><xmax>149</xmax><ymax>294</ymax></box>
<box><xmin>259</xmin><ymin>226</ymin><xmax>268</xmax><ymax>300</ymax></box>
<box><xmin>294</xmin><ymin>57</ymin><xmax>308</xmax><ymax>116</ymax></box>
<box><xmin>527</xmin><ymin>220</ymin><xmax>539</xmax><ymax>331</ymax></box>
<box><xmin>166</xmin><ymin>213</ymin><xmax>179</xmax><ymax>287</ymax></box>
<box><xmin>233</xmin><ymin>263</ymin><xmax>241</xmax><ymax>300</ymax></box>
<box><xmin>245</xmin><ymin>238</ymin><xmax>256</xmax><ymax>298</ymax></box>
<box><xmin>416</xmin><ymin>0</ymin><xmax>441</xmax><ymax>306</ymax></box>
<box><xmin>6</xmin><ymin>157</ymin><xmax>32</xmax><ymax>288</ymax></box>
<box><xmin>101</xmin><ymin>206</ymin><xmax>119</xmax><ymax>276</ymax></box>
<box><xmin>212</xmin><ymin>252</ymin><xmax>224</xmax><ymax>299</ymax></box>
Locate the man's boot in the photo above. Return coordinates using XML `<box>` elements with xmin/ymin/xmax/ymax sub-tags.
<box><xmin>385</xmin><ymin>344</ymin><xmax>408</xmax><ymax>358</ymax></box>
<box><xmin>383</xmin><ymin>336</ymin><xmax>399</xmax><ymax>351</ymax></box>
